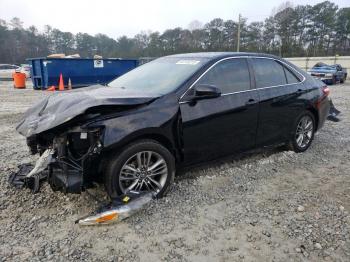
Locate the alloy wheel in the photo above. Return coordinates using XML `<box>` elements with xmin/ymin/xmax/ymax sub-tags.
<box><xmin>295</xmin><ymin>115</ymin><xmax>314</xmax><ymax>148</ymax></box>
<box><xmin>118</xmin><ymin>151</ymin><xmax>168</xmax><ymax>194</ymax></box>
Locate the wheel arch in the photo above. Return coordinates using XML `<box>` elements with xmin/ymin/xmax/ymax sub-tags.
<box><xmin>306</xmin><ymin>107</ymin><xmax>319</xmax><ymax>131</ymax></box>
<box><xmin>102</xmin><ymin>128</ymin><xmax>181</xmax><ymax>163</ymax></box>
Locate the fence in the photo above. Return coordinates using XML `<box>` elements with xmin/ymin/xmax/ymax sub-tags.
<box><xmin>285</xmin><ymin>56</ymin><xmax>350</xmax><ymax>71</ymax></box>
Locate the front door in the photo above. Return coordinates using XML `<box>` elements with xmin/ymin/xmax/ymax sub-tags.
<box><xmin>179</xmin><ymin>58</ymin><xmax>259</xmax><ymax>165</ymax></box>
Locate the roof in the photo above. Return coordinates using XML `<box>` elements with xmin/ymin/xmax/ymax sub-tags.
<box><xmin>166</xmin><ymin>52</ymin><xmax>280</xmax><ymax>60</ymax></box>
<box><xmin>26</xmin><ymin>57</ymin><xmax>138</xmax><ymax>61</ymax></box>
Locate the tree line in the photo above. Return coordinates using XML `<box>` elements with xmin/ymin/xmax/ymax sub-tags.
<box><xmin>0</xmin><ymin>1</ymin><xmax>349</xmax><ymax>64</ymax></box>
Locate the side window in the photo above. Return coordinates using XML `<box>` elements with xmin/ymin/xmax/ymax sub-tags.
<box><xmin>251</xmin><ymin>58</ymin><xmax>286</xmax><ymax>88</ymax></box>
<box><xmin>197</xmin><ymin>58</ymin><xmax>250</xmax><ymax>94</ymax></box>
<box><xmin>284</xmin><ymin>67</ymin><xmax>300</xmax><ymax>84</ymax></box>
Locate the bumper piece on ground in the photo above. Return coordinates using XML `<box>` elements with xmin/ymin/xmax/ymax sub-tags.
<box><xmin>327</xmin><ymin>99</ymin><xmax>341</xmax><ymax>122</ymax></box>
<box><xmin>76</xmin><ymin>192</ymin><xmax>154</xmax><ymax>226</ymax></box>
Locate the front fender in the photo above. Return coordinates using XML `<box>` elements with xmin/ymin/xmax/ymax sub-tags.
<box><xmin>87</xmin><ymin>97</ymin><xmax>180</xmax><ymax>151</ymax></box>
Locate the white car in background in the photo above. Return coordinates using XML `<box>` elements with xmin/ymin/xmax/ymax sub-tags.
<box><xmin>0</xmin><ymin>64</ymin><xmax>20</xmax><ymax>79</ymax></box>
<box><xmin>0</xmin><ymin>64</ymin><xmax>31</xmax><ymax>79</ymax></box>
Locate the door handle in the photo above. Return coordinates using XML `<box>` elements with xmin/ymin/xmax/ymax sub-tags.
<box><xmin>245</xmin><ymin>99</ymin><xmax>256</xmax><ymax>106</ymax></box>
<box><xmin>296</xmin><ymin>89</ymin><xmax>303</xmax><ymax>94</ymax></box>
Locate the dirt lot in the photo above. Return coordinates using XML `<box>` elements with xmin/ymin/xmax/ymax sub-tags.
<box><xmin>0</xmin><ymin>81</ymin><xmax>349</xmax><ymax>262</ymax></box>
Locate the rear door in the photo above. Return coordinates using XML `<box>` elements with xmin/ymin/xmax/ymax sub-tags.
<box><xmin>180</xmin><ymin>57</ymin><xmax>259</xmax><ymax>164</ymax></box>
<box><xmin>249</xmin><ymin>58</ymin><xmax>304</xmax><ymax>146</ymax></box>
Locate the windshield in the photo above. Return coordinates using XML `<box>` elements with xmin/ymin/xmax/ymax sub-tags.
<box><xmin>108</xmin><ymin>57</ymin><xmax>209</xmax><ymax>95</ymax></box>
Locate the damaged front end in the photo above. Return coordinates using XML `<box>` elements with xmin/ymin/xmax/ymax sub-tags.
<box><xmin>12</xmin><ymin>85</ymin><xmax>159</xmax><ymax>193</ymax></box>
<box><xmin>11</xmin><ymin>126</ymin><xmax>105</xmax><ymax>194</ymax></box>
<box><xmin>47</xmin><ymin>127</ymin><xmax>104</xmax><ymax>193</ymax></box>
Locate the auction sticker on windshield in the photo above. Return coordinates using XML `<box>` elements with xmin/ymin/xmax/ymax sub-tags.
<box><xmin>176</xmin><ymin>60</ymin><xmax>200</xmax><ymax>65</ymax></box>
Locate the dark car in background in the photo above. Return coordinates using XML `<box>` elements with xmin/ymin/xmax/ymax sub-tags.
<box><xmin>308</xmin><ymin>62</ymin><xmax>347</xmax><ymax>84</ymax></box>
<box><xmin>16</xmin><ymin>52</ymin><xmax>331</xmax><ymax>198</ymax></box>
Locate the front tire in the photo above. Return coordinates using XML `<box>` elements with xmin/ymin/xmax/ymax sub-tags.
<box><xmin>289</xmin><ymin>112</ymin><xmax>315</xmax><ymax>153</ymax></box>
<box><xmin>104</xmin><ymin>139</ymin><xmax>175</xmax><ymax>199</ymax></box>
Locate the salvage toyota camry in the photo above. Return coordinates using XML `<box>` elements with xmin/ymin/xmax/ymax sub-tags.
<box><xmin>16</xmin><ymin>52</ymin><xmax>331</xmax><ymax>198</ymax></box>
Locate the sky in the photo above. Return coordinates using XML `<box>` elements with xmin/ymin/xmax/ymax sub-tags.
<box><xmin>0</xmin><ymin>0</ymin><xmax>349</xmax><ymax>38</ymax></box>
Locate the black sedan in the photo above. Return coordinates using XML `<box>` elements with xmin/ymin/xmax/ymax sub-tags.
<box><xmin>17</xmin><ymin>52</ymin><xmax>331</xmax><ymax>198</ymax></box>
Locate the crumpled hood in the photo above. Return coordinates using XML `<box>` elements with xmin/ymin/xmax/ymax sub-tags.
<box><xmin>16</xmin><ymin>85</ymin><xmax>157</xmax><ymax>137</ymax></box>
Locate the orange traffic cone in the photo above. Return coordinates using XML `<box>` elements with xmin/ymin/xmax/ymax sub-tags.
<box><xmin>47</xmin><ymin>86</ymin><xmax>56</xmax><ymax>91</ymax></box>
<box><xmin>58</xmin><ymin>73</ymin><xmax>64</xmax><ymax>91</ymax></box>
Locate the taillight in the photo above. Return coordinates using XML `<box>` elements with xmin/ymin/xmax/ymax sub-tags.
<box><xmin>322</xmin><ymin>86</ymin><xmax>330</xmax><ymax>97</ymax></box>
<box><xmin>315</xmin><ymin>86</ymin><xmax>330</xmax><ymax>109</ymax></box>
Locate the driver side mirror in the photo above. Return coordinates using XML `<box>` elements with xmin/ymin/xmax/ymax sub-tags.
<box><xmin>193</xmin><ymin>84</ymin><xmax>221</xmax><ymax>100</ymax></box>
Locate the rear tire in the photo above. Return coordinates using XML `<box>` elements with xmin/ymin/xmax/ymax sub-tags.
<box><xmin>288</xmin><ymin>111</ymin><xmax>315</xmax><ymax>153</ymax></box>
<box><xmin>340</xmin><ymin>75</ymin><xmax>346</xmax><ymax>83</ymax></box>
<box><xmin>104</xmin><ymin>139</ymin><xmax>175</xmax><ymax>199</ymax></box>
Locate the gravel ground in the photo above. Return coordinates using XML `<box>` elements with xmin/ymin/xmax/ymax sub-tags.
<box><xmin>0</xmin><ymin>80</ymin><xmax>349</xmax><ymax>262</ymax></box>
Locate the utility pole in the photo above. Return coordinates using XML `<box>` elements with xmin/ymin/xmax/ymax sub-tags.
<box><xmin>279</xmin><ymin>43</ymin><xmax>282</xmax><ymax>57</ymax></box>
<box><xmin>237</xmin><ymin>14</ymin><xmax>241</xmax><ymax>52</ymax></box>
<box><xmin>277</xmin><ymin>35</ymin><xmax>282</xmax><ymax>57</ymax></box>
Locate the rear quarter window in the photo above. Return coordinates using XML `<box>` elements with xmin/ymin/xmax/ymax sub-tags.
<box><xmin>284</xmin><ymin>67</ymin><xmax>300</xmax><ymax>84</ymax></box>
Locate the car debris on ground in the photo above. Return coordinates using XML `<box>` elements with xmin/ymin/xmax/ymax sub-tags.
<box><xmin>76</xmin><ymin>192</ymin><xmax>154</xmax><ymax>226</ymax></box>
<box><xmin>9</xmin><ymin>149</ymin><xmax>155</xmax><ymax>225</ymax></box>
